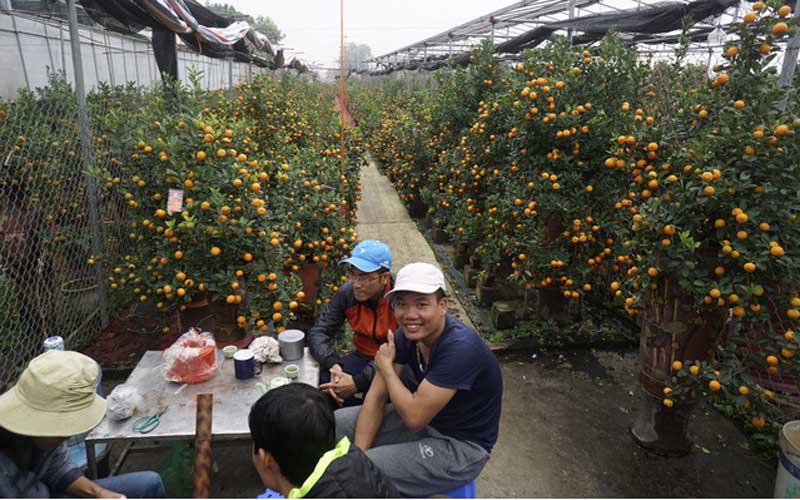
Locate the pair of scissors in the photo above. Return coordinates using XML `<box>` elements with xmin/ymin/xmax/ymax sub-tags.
<box><xmin>132</xmin><ymin>403</ymin><xmax>168</xmax><ymax>434</ymax></box>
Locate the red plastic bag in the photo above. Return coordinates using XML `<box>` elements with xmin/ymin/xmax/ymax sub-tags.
<box><xmin>161</xmin><ymin>328</ymin><xmax>218</xmax><ymax>384</ymax></box>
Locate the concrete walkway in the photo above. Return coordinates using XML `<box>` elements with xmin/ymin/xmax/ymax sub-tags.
<box><xmin>355</xmin><ymin>160</ymin><xmax>474</xmax><ymax>329</ymax></box>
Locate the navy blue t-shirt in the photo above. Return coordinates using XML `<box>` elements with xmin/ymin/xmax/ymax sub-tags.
<box><xmin>394</xmin><ymin>315</ymin><xmax>502</xmax><ymax>452</ymax></box>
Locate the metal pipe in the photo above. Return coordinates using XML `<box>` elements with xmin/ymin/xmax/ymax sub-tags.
<box><xmin>567</xmin><ymin>0</ymin><xmax>576</xmax><ymax>43</ymax></box>
<box><xmin>86</xmin><ymin>441</ymin><xmax>97</xmax><ymax>479</ymax></box>
<box><xmin>89</xmin><ymin>27</ymin><xmax>100</xmax><ymax>85</ymax></box>
<box><xmin>104</xmin><ymin>30</ymin><xmax>114</xmax><ymax>85</ymax></box>
<box><xmin>121</xmin><ymin>37</ymin><xmax>128</xmax><ymax>82</ymax></box>
<box><xmin>43</xmin><ymin>22</ymin><xmax>55</xmax><ymax>71</ymax></box>
<box><xmin>133</xmin><ymin>39</ymin><xmax>141</xmax><ymax>86</ymax></box>
<box><xmin>10</xmin><ymin>12</ymin><xmax>30</xmax><ymax>90</ymax></box>
<box><xmin>60</xmin><ymin>21</ymin><xmax>66</xmax><ymax>74</ymax></box>
<box><xmin>66</xmin><ymin>0</ymin><xmax>109</xmax><ymax>328</ymax></box>
<box><xmin>146</xmin><ymin>44</ymin><xmax>153</xmax><ymax>84</ymax></box>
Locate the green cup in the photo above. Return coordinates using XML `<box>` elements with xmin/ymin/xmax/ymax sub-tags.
<box><xmin>284</xmin><ymin>364</ymin><xmax>299</xmax><ymax>379</ymax></box>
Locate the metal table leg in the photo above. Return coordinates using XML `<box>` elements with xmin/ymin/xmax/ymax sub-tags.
<box><xmin>86</xmin><ymin>441</ymin><xmax>97</xmax><ymax>479</ymax></box>
<box><xmin>110</xmin><ymin>442</ymin><xmax>134</xmax><ymax>476</ymax></box>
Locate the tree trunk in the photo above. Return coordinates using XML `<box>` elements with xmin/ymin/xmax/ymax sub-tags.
<box><xmin>537</xmin><ymin>211</ymin><xmax>568</xmax><ymax>319</ymax></box>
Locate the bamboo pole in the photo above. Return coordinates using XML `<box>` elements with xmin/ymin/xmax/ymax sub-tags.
<box><xmin>339</xmin><ymin>0</ymin><xmax>346</xmax><ymax>217</ymax></box>
<box><xmin>193</xmin><ymin>394</ymin><xmax>213</xmax><ymax>498</ymax></box>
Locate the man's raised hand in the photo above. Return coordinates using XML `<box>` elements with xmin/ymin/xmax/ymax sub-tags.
<box><xmin>376</xmin><ymin>330</ymin><xmax>396</xmax><ymax>374</ymax></box>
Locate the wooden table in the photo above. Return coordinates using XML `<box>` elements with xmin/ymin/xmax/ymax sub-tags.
<box><xmin>85</xmin><ymin>348</ymin><xmax>318</xmax><ymax>478</ymax></box>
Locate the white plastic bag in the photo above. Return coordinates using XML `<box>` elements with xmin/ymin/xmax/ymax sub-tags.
<box><xmin>249</xmin><ymin>336</ymin><xmax>282</xmax><ymax>363</ymax></box>
<box><xmin>106</xmin><ymin>384</ymin><xmax>144</xmax><ymax>421</ymax></box>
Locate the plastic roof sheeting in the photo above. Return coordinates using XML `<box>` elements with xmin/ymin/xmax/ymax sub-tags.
<box><xmin>366</xmin><ymin>0</ymin><xmax>744</xmax><ymax>75</ymax></box>
<box><xmin>78</xmin><ymin>0</ymin><xmax>278</xmax><ymax>80</ymax></box>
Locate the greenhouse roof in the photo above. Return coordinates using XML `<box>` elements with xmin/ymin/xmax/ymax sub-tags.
<box><xmin>369</xmin><ymin>0</ymin><xmax>744</xmax><ymax>71</ymax></box>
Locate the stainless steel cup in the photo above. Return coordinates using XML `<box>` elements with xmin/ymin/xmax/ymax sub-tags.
<box><xmin>278</xmin><ymin>330</ymin><xmax>305</xmax><ymax>361</ymax></box>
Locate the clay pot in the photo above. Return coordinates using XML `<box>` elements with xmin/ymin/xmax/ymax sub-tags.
<box><xmin>408</xmin><ymin>196</ymin><xmax>427</xmax><ymax>219</ymax></box>
<box><xmin>178</xmin><ymin>296</ymin><xmax>250</xmax><ymax>347</ymax></box>
<box><xmin>296</xmin><ymin>263</ymin><xmax>322</xmax><ymax>304</ymax></box>
<box><xmin>453</xmin><ymin>244</ymin><xmax>471</xmax><ymax>269</ymax></box>
<box><xmin>631</xmin><ymin>276</ymin><xmax>726</xmax><ymax>455</ymax></box>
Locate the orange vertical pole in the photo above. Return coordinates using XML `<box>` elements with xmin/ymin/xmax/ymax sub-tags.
<box><xmin>192</xmin><ymin>393</ymin><xmax>213</xmax><ymax>498</ymax></box>
<box><xmin>339</xmin><ymin>0</ymin><xmax>346</xmax><ymax>217</ymax></box>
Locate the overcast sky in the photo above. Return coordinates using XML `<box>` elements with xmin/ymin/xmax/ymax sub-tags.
<box><xmin>223</xmin><ymin>1</ymin><xmax>514</xmax><ymax>70</ymax></box>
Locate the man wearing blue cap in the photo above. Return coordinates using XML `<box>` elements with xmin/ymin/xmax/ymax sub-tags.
<box><xmin>311</xmin><ymin>240</ymin><xmax>397</xmax><ymax>407</ymax></box>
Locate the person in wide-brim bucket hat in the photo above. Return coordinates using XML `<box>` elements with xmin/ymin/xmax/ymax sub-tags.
<box><xmin>0</xmin><ymin>350</ymin><xmax>165</xmax><ymax>498</ymax></box>
<box><xmin>0</xmin><ymin>350</ymin><xmax>107</xmax><ymax>437</ymax></box>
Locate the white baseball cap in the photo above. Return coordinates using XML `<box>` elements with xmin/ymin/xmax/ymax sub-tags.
<box><xmin>385</xmin><ymin>262</ymin><xmax>447</xmax><ymax>298</ymax></box>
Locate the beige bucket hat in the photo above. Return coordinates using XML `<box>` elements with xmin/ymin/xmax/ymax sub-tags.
<box><xmin>0</xmin><ymin>350</ymin><xmax>107</xmax><ymax>437</ymax></box>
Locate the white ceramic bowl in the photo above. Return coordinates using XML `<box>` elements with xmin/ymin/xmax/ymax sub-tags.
<box><xmin>269</xmin><ymin>376</ymin><xmax>291</xmax><ymax>390</ymax></box>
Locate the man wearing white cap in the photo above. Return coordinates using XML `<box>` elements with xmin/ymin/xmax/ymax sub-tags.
<box><xmin>334</xmin><ymin>262</ymin><xmax>503</xmax><ymax>497</ymax></box>
<box><xmin>0</xmin><ymin>350</ymin><xmax>165</xmax><ymax>498</ymax></box>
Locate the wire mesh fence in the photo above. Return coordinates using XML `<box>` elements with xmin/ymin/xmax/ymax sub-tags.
<box><xmin>0</xmin><ymin>7</ymin><xmax>280</xmax><ymax>390</ymax></box>
<box><xmin>0</xmin><ymin>73</ymin><xmax>104</xmax><ymax>389</ymax></box>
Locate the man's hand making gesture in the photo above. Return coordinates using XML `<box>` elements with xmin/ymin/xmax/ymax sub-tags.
<box><xmin>375</xmin><ymin>330</ymin><xmax>396</xmax><ymax>374</ymax></box>
<box><xmin>320</xmin><ymin>364</ymin><xmax>357</xmax><ymax>406</ymax></box>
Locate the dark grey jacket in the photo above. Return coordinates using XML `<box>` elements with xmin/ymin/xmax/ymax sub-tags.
<box><xmin>0</xmin><ymin>428</ymin><xmax>83</xmax><ymax>498</ymax></box>
<box><xmin>308</xmin><ymin>277</ymin><xmax>397</xmax><ymax>393</ymax></box>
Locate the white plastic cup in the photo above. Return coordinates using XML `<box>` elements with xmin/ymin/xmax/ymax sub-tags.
<box><xmin>775</xmin><ymin>420</ymin><xmax>800</xmax><ymax>497</ymax></box>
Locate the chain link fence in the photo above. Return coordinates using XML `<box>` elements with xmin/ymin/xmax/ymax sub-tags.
<box><xmin>0</xmin><ymin>74</ymin><xmax>106</xmax><ymax>390</ymax></box>
<box><xmin>0</xmin><ymin>7</ymin><xmax>277</xmax><ymax>391</ymax></box>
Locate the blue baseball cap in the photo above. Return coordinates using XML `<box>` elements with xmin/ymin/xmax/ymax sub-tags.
<box><xmin>339</xmin><ymin>240</ymin><xmax>392</xmax><ymax>273</ymax></box>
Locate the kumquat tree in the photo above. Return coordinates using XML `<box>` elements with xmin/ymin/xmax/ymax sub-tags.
<box><xmin>90</xmin><ymin>74</ymin><xmax>364</xmax><ymax>335</ymax></box>
<box><xmin>350</xmin><ymin>0</ymin><xmax>799</xmax><ymax>452</ymax></box>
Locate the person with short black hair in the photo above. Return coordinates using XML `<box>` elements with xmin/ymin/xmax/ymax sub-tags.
<box><xmin>248</xmin><ymin>383</ymin><xmax>398</xmax><ymax>498</ymax></box>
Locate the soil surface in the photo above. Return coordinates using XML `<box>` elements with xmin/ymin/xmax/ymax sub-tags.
<box><xmin>83</xmin><ymin>311</ymin><xmax>181</xmax><ymax>369</ymax></box>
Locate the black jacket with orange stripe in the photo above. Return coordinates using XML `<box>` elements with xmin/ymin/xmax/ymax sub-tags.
<box><xmin>308</xmin><ymin>277</ymin><xmax>397</xmax><ymax>392</ymax></box>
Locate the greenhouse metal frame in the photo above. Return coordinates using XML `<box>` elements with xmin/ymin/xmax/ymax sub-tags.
<box><xmin>368</xmin><ymin>0</ymin><xmax>796</xmax><ymax>72</ymax></box>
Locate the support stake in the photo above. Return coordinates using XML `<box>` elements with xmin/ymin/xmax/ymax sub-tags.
<box><xmin>67</xmin><ymin>0</ymin><xmax>109</xmax><ymax>328</ymax></box>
